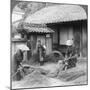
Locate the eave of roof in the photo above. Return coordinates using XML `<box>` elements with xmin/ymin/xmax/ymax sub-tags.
<box><xmin>17</xmin><ymin>23</ymin><xmax>54</xmax><ymax>33</ymax></box>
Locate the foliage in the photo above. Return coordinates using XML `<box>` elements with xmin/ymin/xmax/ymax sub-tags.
<box><xmin>16</xmin><ymin>2</ymin><xmax>46</xmax><ymax>18</ymax></box>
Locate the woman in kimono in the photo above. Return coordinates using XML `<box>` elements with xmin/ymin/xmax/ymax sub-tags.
<box><xmin>12</xmin><ymin>49</ymin><xmax>23</xmax><ymax>81</ymax></box>
<box><xmin>63</xmin><ymin>39</ymin><xmax>79</xmax><ymax>70</ymax></box>
<box><xmin>36</xmin><ymin>40</ymin><xmax>46</xmax><ymax>66</ymax></box>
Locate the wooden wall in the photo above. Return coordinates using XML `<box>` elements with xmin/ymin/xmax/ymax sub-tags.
<box><xmin>37</xmin><ymin>34</ymin><xmax>52</xmax><ymax>55</ymax></box>
<box><xmin>52</xmin><ymin>28</ymin><xmax>58</xmax><ymax>44</ymax></box>
<box><xmin>73</xmin><ymin>20</ymin><xmax>87</xmax><ymax>57</ymax></box>
<box><xmin>46</xmin><ymin>36</ymin><xmax>52</xmax><ymax>54</ymax></box>
<box><xmin>30</xmin><ymin>34</ymin><xmax>52</xmax><ymax>55</ymax></box>
<box><xmin>81</xmin><ymin>22</ymin><xmax>87</xmax><ymax>57</ymax></box>
<box><xmin>47</xmin><ymin>21</ymin><xmax>87</xmax><ymax>57</ymax></box>
<box><xmin>59</xmin><ymin>27</ymin><xmax>73</xmax><ymax>45</ymax></box>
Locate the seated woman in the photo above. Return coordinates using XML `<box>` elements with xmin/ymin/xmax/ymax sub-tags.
<box><xmin>63</xmin><ymin>39</ymin><xmax>79</xmax><ymax>70</ymax></box>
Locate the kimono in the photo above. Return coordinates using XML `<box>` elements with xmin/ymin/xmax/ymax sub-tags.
<box><xmin>64</xmin><ymin>46</ymin><xmax>78</xmax><ymax>69</ymax></box>
<box><xmin>12</xmin><ymin>50</ymin><xmax>23</xmax><ymax>80</ymax></box>
<box><xmin>37</xmin><ymin>44</ymin><xmax>46</xmax><ymax>65</ymax></box>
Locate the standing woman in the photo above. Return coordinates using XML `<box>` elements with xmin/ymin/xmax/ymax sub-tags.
<box><xmin>36</xmin><ymin>40</ymin><xmax>45</xmax><ymax>66</ymax></box>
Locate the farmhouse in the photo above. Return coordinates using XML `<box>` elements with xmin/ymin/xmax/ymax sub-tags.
<box><xmin>24</xmin><ymin>5</ymin><xmax>87</xmax><ymax>57</ymax></box>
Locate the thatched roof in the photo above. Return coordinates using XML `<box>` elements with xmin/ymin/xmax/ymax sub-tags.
<box><xmin>24</xmin><ymin>5</ymin><xmax>87</xmax><ymax>24</ymax></box>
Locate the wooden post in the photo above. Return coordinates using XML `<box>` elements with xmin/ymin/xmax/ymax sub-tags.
<box><xmin>23</xmin><ymin>51</ymin><xmax>27</xmax><ymax>63</ymax></box>
<box><xmin>46</xmin><ymin>34</ymin><xmax>52</xmax><ymax>55</ymax></box>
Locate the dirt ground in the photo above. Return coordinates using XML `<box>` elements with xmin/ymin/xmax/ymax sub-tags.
<box><xmin>12</xmin><ymin>58</ymin><xmax>88</xmax><ymax>89</ymax></box>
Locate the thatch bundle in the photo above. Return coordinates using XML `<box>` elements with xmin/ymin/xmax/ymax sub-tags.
<box><xmin>12</xmin><ymin>68</ymin><xmax>50</xmax><ymax>89</ymax></box>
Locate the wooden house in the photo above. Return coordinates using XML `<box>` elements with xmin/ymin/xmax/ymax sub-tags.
<box><xmin>24</xmin><ymin>5</ymin><xmax>87</xmax><ymax>57</ymax></box>
<box><xmin>17</xmin><ymin>23</ymin><xmax>54</xmax><ymax>55</ymax></box>
<box><xmin>12</xmin><ymin>21</ymin><xmax>54</xmax><ymax>64</ymax></box>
